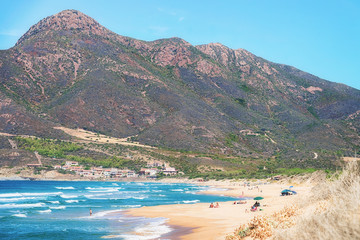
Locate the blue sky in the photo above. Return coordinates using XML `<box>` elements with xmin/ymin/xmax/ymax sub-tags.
<box><xmin>1</xmin><ymin>0</ymin><xmax>359</xmax><ymax>90</ymax></box>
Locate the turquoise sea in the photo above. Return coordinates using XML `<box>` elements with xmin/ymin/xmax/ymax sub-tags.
<box><xmin>0</xmin><ymin>180</ymin><xmax>237</xmax><ymax>239</ymax></box>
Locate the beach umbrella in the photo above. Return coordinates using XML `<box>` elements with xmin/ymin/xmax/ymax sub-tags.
<box><xmin>281</xmin><ymin>189</ymin><xmax>291</xmax><ymax>193</ymax></box>
<box><xmin>253</xmin><ymin>196</ymin><xmax>264</xmax><ymax>200</ymax></box>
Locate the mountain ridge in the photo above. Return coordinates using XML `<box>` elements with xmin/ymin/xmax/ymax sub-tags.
<box><xmin>0</xmin><ymin>10</ymin><xmax>359</xmax><ymax>169</ymax></box>
<box><xmin>16</xmin><ymin>10</ymin><xmax>111</xmax><ymax>46</ymax></box>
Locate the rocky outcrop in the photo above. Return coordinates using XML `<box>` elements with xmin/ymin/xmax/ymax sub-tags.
<box><xmin>17</xmin><ymin>10</ymin><xmax>111</xmax><ymax>45</ymax></box>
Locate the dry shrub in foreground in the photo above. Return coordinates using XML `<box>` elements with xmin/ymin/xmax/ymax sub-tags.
<box><xmin>225</xmin><ymin>206</ymin><xmax>299</xmax><ymax>240</ymax></box>
<box><xmin>226</xmin><ymin>162</ymin><xmax>360</xmax><ymax>240</ymax></box>
<box><xmin>274</xmin><ymin>161</ymin><xmax>360</xmax><ymax>240</ymax></box>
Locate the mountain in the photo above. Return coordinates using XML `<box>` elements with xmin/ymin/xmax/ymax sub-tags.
<box><xmin>0</xmin><ymin>10</ymin><xmax>359</xmax><ymax>168</ymax></box>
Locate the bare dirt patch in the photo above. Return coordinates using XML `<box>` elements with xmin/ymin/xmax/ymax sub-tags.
<box><xmin>54</xmin><ymin>126</ymin><xmax>155</xmax><ymax>148</ymax></box>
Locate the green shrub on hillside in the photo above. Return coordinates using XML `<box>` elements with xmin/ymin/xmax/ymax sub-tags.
<box><xmin>15</xmin><ymin>137</ymin><xmax>83</xmax><ymax>158</ymax></box>
<box><xmin>66</xmin><ymin>155</ymin><xmax>146</xmax><ymax>171</ymax></box>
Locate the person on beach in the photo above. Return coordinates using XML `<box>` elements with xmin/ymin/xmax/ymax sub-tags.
<box><xmin>90</xmin><ymin>208</ymin><xmax>92</xmax><ymax>216</ymax></box>
<box><xmin>215</xmin><ymin>202</ymin><xmax>220</xmax><ymax>208</ymax></box>
<box><xmin>209</xmin><ymin>203</ymin><xmax>214</xmax><ymax>208</ymax></box>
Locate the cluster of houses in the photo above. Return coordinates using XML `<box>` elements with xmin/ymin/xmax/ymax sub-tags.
<box><xmin>54</xmin><ymin>161</ymin><xmax>178</xmax><ymax>179</ymax></box>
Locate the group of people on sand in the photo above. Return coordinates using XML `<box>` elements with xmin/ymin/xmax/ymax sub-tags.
<box><xmin>209</xmin><ymin>202</ymin><xmax>220</xmax><ymax>208</ymax></box>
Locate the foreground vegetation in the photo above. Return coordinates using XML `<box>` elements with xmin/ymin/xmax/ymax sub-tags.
<box><xmin>274</xmin><ymin>161</ymin><xmax>360</xmax><ymax>240</ymax></box>
<box><xmin>226</xmin><ymin>161</ymin><xmax>360</xmax><ymax>240</ymax></box>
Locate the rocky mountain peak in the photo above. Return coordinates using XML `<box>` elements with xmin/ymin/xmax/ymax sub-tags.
<box><xmin>1</xmin><ymin>9</ymin><xmax>359</xmax><ymax>166</ymax></box>
<box><xmin>16</xmin><ymin>10</ymin><xmax>109</xmax><ymax>46</ymax></box>
<box><xmin>196</xmin><ymin>43</ymin><xmax>250</xmax><ymax>70</ymax></box>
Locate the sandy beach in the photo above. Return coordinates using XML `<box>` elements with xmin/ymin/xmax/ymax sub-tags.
<box><xmin>0</xmin><ymin>168</ymin><xmax>315</xmax><ymax>239</ymax></box>
<box><xmin>126</xmin><ymin>180</ymin><xmax>312</xmax><ymax>240</ymax></box>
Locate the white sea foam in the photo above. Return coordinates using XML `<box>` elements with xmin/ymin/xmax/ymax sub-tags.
<box><xmin>38</xmin><ymin>209</ymin><xmax>52</xmax><ymax>214</ymax></box>
<box><xmin>84</xmin><ymin>193</ymin><xmax>112</xmax><ymax>199</ymax></box>
<box><xmin>131</xmin><ymin>196</ymin><xmax>148</xmax><ymax>200</ymax></box>
<box><xmin>49</xmin><ymin>206</ymin><xmax>66</xmax><ymax>210</ymax></box>
<box><xmin>12</xmin><ymin>213</ymin><xmax>27</xmax><ymax>218</ymax></box>
<box><xmin>118</xmin><ymin>218</ymin><xmax>172</xmax><ymax>240</ymax></box>
<box><xmin>65</xmin><ymin>200</ymin><xmax>78</xmax><ymax>203</ymax></box>
<box><xmin>48</xmin><ymin>201</ymin><xmax>60</xmax><ymax>204</ymax></box>
<box><xmin>0</xmin><ymin>192</ymin><xmax>63</xmax><ymax>198</ymax></box>
<box><xmin>151</xmin><ymin>190</ymin><xmax>163</xmax><ymax>193</ymax></box>
<box><xmin>60</xmin><ymin>194</ymin><xmax>78</xmax><ymax>199</ymax></box>
<box><xmin>0</xmin><ymin>197</ymin><xmax>37</xmax><ymax>202</ymax></box>
<box><xmin>105</xmin><ymin>194</ymin><xmax>148</xmax><ymax>200</ymax></box>
<box><xmin>81</xmin><ymin>209</ymin><xmax>122</xmax><ymax>219</ymax></box>
<box><xmin>86</xmin><ymin>187</ymin><xmax>122</xmax><ymax>193</ymax></box>
<box><xmin>0</xmin><ymin>193</ymin><xmax>22</xmax><ymax>198</ymax></box>
<box><xmin>86</xmin><ymin>187</ymin><xmax>119</xmax><ymax>190</ymax></box>
<box><xmin>93</xmin><ymin>209</ymin><xmax>121</xmax><ymax>218</ymax></box>
<box><xmin>84</xmin><ymin>194</ymin><xmax>95</xmax><ymax>198</ymax></box>
<box><xmin>55</xmin><ymin>186</ymin><xmax>75</xmax><ymax>190</ymax></box>
<box><xmin>170</xmin><ymin>189</ymin><xmax>184</xmax><ymax>192</ymax></box>
<box><xmin>111</xmin><ymin>205</ymin><xmax>141</xmax><ymax>208</ymax></box>
<box><xmin>0</xmin><ymin>203</ymin><xmax>45</xmax><ymax>208</ymax></box>
<box><xmin>182</xmin><ymin>200</ymin><xmax>200</xmax><ymax>204</ymax></box>
<box><xmin>184</xmin><ymin>191</ymin><xmax>196</xmax><ymax>194</ymax></box>
<box><xmin>89</xmin><ymin>189</ymin><xmax>119</xmax><ymax>193</ymax></box>
<box><xmin>22</xmin><ymin>192</ymin><xmax>63</xmax><ymax>197</ymax></box>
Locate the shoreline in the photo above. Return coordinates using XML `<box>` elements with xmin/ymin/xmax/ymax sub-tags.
<box><xmin>0</xmin><ymin>174</ymin><xmax>313</xmax><ymax>239</ymax></box>
<box><xmin>125</xmin><ymin>180</ymin><xmax>312</xmax><ymax>240</ymax></box>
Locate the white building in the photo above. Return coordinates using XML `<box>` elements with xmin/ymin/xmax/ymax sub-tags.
<box><xmin>163</xmin><ymin>167</ymin><xmax>177</xmax><ymax>176</ymax></box>
<box><xmin>65</xmin><ymin>161</ymin><xmax>78</xmax><ymax>166</ymax></box>
<box><xmin>127</xmin><ymin>171</ymin><xmax>137</xmax><ymax>178</ymax></box>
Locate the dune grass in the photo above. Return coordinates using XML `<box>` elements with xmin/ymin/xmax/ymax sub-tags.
<box><xmin>226</xmin><ymin>161</ymin><xmax>360</xmax><ymax>240</ymax></box>
<box><xmin>274</xmin><ymin>161</ymin><xmax>360</xmax><ymax>240</ymax></box>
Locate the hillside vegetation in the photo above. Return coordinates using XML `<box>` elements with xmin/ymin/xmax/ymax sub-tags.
<box><xmin>11</xmin><ymin>135</ymin><xmax>331</xmax><ymax>179</ymax></box>
<box><xmin>0</xmin><ymin>10</ymin><xmax>359</xmax><ymax>170</ymax></box>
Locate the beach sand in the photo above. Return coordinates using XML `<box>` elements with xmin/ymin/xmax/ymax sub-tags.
<box><xmin>126</xmin><ymin>180</ymin><xmax>312</xmax><ymax>240</ymax></box>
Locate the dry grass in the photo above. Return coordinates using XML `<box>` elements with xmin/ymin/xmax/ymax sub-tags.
<box><xmin>54</xmin><ymin>126</ymin><xmax>154</xmax><ymax>148</ymax></box>
<box><xmin>226</xmin><ymin>206</ymin><xmax>299</xmax><ymax>240</ymax></box>
<box><xmin>274</xmin><ymin>161</ymin><xmax>360</xmax><ymax>240</ymax></box>
<box><xmin>226</xmin><ymin>161</ymin><xmax>360</xmax><ymax>240</ymax></box>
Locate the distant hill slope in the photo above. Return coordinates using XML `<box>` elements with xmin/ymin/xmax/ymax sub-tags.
<box><xmin>0</xmin><ymin>10</ymin><xmax>359</xmax><ymax>167</ymax></box>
